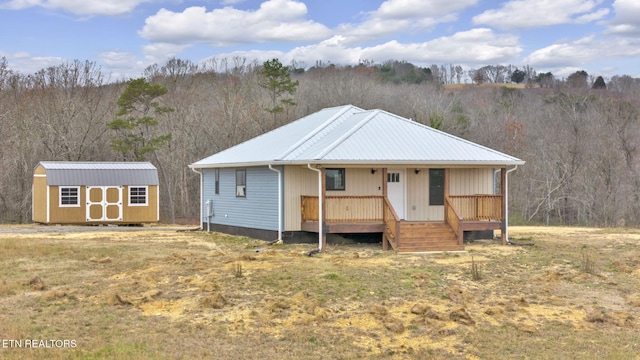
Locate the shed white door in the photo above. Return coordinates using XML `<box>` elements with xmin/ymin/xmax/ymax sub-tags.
<box><xmin>86</xmin><ymin>186</ymin><xmax>123</xmax><ymax>222</ymax></box>
<box><xmin>387</xmin><ymin>169</ymin><xmax>405</xmax><ymax>219</ymax></box>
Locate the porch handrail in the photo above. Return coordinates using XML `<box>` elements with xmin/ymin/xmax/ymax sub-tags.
<box><xmin>448</xmin><ymin>194</ymin><xmax>503</xmax><ymax>221</ymax></box>
<box><xmin>383</xmin><ymin>197</ymin><xmax>400</xmax><ymax>249</ymax></box>
<box><xmin>445</xmin><ymin>196</ymin><xmax>464</xmax><ymax>245</ymax></box>
<box><xmin>301</xmin><ymin>195</ymin><xmax>384</xmax><ymax>222</ymax></box>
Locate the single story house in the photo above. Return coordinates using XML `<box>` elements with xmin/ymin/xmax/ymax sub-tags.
<box><xmin>189</xmin><ymin>105</ymin><xmax>524</xmax><ymax>252</ymax></box>
<box><xmin>33</xmin><ymin>161</ymin><xmax>159</xmax><ymax>225</ymax></box>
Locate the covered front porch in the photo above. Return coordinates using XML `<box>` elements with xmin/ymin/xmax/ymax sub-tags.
<box><xmin>300</xmin><ymin>168</ymin><xmax>509</xmax><ymax>253</ymax></box>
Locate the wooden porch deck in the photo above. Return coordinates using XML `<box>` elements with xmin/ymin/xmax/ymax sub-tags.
<box><xmin>301</xmin><ymin>195</ymin><xmax>503</xmax><ymax>253</ymax></box>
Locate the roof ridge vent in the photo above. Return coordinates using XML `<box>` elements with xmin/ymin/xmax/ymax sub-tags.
<box><xmin>314</xmin><ymin>110</ymin><xmax>379</xmax><ymax>160</ymax></box>
<box><xmin>276</xmin><ymin>105</ymin><xmax>358</xmax><ymax>160</ymax></box>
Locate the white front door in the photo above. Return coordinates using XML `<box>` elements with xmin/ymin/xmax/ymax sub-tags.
<box><xmin>387</xmin><ymin>169</ymin><xmax>405</xmax><ymax>219</ymax></box>
<box><xmin>86</xmin><ymin>186</ymin><xmax>123</xmax><ymax>222</ymax></box>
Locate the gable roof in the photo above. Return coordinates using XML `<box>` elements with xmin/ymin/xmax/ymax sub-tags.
<box><xmin>37</xmin><ymin>161</ymin><xmax>159</xmax><ymax>186</ymax></box>
<box><xmin>189</xmin><ymin>105</ymin><xmax>524</xmax><ymax>168</ymax></box>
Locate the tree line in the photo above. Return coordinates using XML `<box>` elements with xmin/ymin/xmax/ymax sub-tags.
<box><xmin>1</xmin><ymin>56</ymin><xmax>640</xmax><ymax>227</ymax></box>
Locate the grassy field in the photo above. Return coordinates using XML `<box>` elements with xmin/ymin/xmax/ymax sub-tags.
<box><xmin>1</xmin><ymin>225</ymin><xmax>640</xmax><ymax>359</ymax></box>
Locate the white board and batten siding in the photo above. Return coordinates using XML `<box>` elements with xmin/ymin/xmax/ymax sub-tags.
<box><xmin>202</xmin><ymin>166</ymin><xmax>280</xmax><ymax>231</ymax></box>
<box><xmin>405</xmin><ymin>167</ymin><xmax>495</xmax><ymax>222</ymax></box>
<box><xmin>284</xmin><ymin>166</ymin><xmax>496</xmax><ymax>226</ymax></box>
<box><xmin>284</xmin><ymin>166</ymin><xmax>317</xmax><ymax>232</ymax></box>
<box><xmin>283</xmin><ymin>166</ymin><xmax>383</xmax><ymax>231</ymax></box>
<box><xmin>449</xmin><ymin>168</ymin><xmax>494</xmax><ymax>195</ymax></box>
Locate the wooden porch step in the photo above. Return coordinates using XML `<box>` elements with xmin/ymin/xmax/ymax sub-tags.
<box><xmin>396</xmin><ymin>222</ymin><xmax>462</xmax><ymax>252</ymax></box>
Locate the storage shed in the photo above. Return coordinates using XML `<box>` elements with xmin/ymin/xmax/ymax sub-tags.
<box><xmin>32</xmin><ymin>161</ymin><xmax>159</xmax><ymax>225</ymax></box>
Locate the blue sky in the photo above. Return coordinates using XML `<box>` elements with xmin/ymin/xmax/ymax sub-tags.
<box><xmin>1</xmin><ymin>0</ymin><xmax>638</xmax><ymax>81</ymax></box>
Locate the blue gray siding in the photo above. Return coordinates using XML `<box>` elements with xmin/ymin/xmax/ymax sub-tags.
<box><xmin>201</xmin><ymin>166</ymin><xmax>281</xmax><ymax>231</ymax></box>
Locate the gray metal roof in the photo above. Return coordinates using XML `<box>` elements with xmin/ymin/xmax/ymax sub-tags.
<box><xmin>189</xmin><ymin>105</ymin><xmax>525</xmax><ymax>168</ymax></box>
<box><xmin>38</xmin><ymin>162</ymin><xmax>159</xmax><ymax>186</ymax></box>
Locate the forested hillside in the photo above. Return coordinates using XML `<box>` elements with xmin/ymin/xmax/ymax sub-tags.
<box><xmin>2</xmin><ymin>56</ymin><xmax>640</xmax><ymax>226</ymax></box>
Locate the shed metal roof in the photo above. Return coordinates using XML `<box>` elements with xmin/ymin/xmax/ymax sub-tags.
<box><xmin>189</xmin><ymin>105</ymin><xmax>524</xmax><ymax>168</ymax></box>
<box><xmin>37</xmin><ymin>162</ymin><xmax>159</xmax><ymax>186</ymax></box>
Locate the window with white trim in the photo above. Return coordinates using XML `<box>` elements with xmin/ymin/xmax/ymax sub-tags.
<box><xmin>59</xmin><ymin>186</ymin><xmax>80</xmax><ymax>207</ymax></box>
<box><xmin>129</xmin><ymin>186</ymin><xmax>148</xmax><ymax>206</ymax></box>
<box><xmin>236</xmin><ymin>169</ymin><xmax>246</xmax><ymax>197</ymax></box>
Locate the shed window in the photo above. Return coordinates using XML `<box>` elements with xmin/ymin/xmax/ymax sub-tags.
<box><xmin>236</xmin><ymin>169</ymin><xmax>246</xmax><ymax>197</ymax></box>
<box><xmin>59</xmin><ymin>186</ymin><xmax>80</xmax><ymax>207</ymax></box>
<box><xmin>326</xmin><ymin>168</ymin><xmax>345</xmax><ymax>191</ymax></box>
<box><xmin>129</xmin><ymin>186</ymin><xmax>148</xmax><ymax>206</ymax></box>
<box><xmin>429</xmin><ymin>169</ymin><xmax>445</xmax><ymax>206</ymax></box>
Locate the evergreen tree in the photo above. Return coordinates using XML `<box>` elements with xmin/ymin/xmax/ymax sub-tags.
<box><xmin>592</xmin><ymin>76</ymin><xmax>607</xmax><ymax>89</ymax></box>
<box><xmin>107</xmin><ymin>78</ymin><xmax>173</xmax><ymax>161</ymax></box>
<box><xmin>258</xmin><ymin>58</ymin><xmax>299</xmax><ymax>126</ymax></box>
<box><xmin>108</xmin><ymin>77</ymin><xmax>175</xmax><ymax>223</ymax></box>
<box><xmin>511</xmin><ymin>69</ymin><xmax>526</xmax><ymax>84</ymax></box>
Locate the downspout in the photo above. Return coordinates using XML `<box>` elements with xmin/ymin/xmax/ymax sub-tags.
<box><xmin>268</xmin><ymin>164</ymin><xmax>282</xmax><ymax>241</ymax></box>
<box><xmin>505</xmin><ymin>165</ymin><xmax>518</xmax><ymax>243</ymax></box>
<box><xmin>307</xmin><ymin>164</ymin><xmax>323</xmax><ymax>252</ymax></box>
<box><xmin>190</xmin><ymin>167</ymin><xmax>204</xmax><ymax>230</ymax></box>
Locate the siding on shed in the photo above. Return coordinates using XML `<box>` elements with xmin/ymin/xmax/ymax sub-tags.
<box><xmin>123</xmin><ymin>185</ymin><xmax>159</xmax><ymax>223</ymax></box>
<box><xmin>48</xmin><ymin>185</ymin><xmax>86</xmax><ymax>223</ymax></box>
<box><xmin>32</xmin><ymin>165</ymin><xmax>48</xmax><ymax>223</ymax></box>
<box><xmin>202</xmin><ymin>166</ymin><xmax>279</xmax><ymax>231</ymax></box>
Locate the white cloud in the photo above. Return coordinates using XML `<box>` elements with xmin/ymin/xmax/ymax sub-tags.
<box><xmin>575</xmin><ymin>8</ymin><xmax>610</xmax><ymax>23</ymax></box>
<box><xmin>523</xmin><ymin>35</ymin><xmax>640</xmax><ymax>70</ymax></box>
<box><xmin>98</xmin><ymin>51</ymin><xmax>138</xmax><ymax>69</ymax></box>
<box><xmin>473</xmin><ymin>0</ymin><xmax>609</xmax><ymax>29</ymax></box>
<box><xmin>334</xmin><ymin>0</ymin><xmax>475</xmax><ymax>44</ymax></box>
<box><xmin>285</xmin><ymin>36</ymin><xmax>364</xmax><ymax>65</ymax></box>
<box><xmin>0</xmin><ymin>51</ymin><xmax>64</xmax><ymax>74</ymax></box>
<box><xmin>335</xmin><ymin>18</ymin><xmax>414</xmax><ymax>44</ymax></box>
<box><xmin>361</xmin><ymin>28</ymin><xmax>521</xmax><ymax>65</ymax></box>
<box><xmin>0</xmin><ymin>0</ymin><xmax>150</xmax><ymax>16</ymax></box>
<box><xmin>96</xmin><ymin>51</ymin><xmax>149</xmax><ymax>79</ymax></box>
<box><xmin>139</xmin><ymin>0</ymin><xmax>331</xmax><ymax>46</ymax></box>
<box><xmin>605</xmin><ymin>0</ymin><xmax>640</xmax><ymax>35</ymax></box>
<box><xmin>375</xmin><ymin>0</ymin><xmax>478</xmax><ymax>19</ymax></box>
<box><xmin>278</xmin><ymin>28</ymin><xmax>522</xmax><ymax>69</ymax></box>
<box><xmin>141</xmin><ymin>42</ymin><xmax>191</xmax><ymax>64</ymax></box>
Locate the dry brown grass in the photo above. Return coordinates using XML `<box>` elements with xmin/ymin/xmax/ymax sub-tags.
<box><xmin>1</xmin><ymin>225</ymin><xmax>640</xmax><ymax>359</ymax></box>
